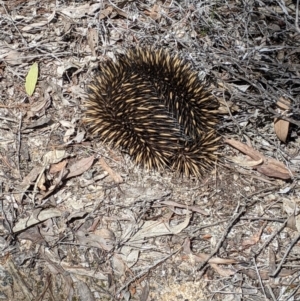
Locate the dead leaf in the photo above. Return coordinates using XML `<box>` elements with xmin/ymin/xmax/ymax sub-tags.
<box><xmin>144</xmin><ymin>4</ymin><xmax>161</xmax><ymax>20</ymax></box>
<box><xmin>37</xmin><ymin>173</ymin><xmax>47</xmax><ymax>191</ymax></box>
<box><xmin>128</xmin><ymin>214</ymin><xmax>190</xmax><ymax>247</ymax></box>
<box><xmin>49</xmin><ymin>160</ymin><xmax>68</xmax><ymax>174</ymax></box>
<box><xmin>76</xmin><ymin>280</ymin><xmax>95</xmax><ymax>301</ymax></box>
<box><xmin>282</xmin><ymin>198</ymin><xmax>297</xmax><ymax>216</ymax></box>
<box><xmin>18</xmin><ymin>226</ymin><xmax>45</xmax><ymax>244</ymax></box>
<box><xmin>60</xmin><ymin>4</ymin><xmax>90</xmax><ymax>18</ymax></box>
<box><xmin>76</xmin><ymin>230</ymin><xmax>115</xmax><ymax>251</ymax></box>
<box><xmin>274</xmin><ymin>97</ymin><xmax>291</xmax><ymax>142</ymax></box>
<box><xmin>87</xmin><ymin>28</ymin><xmax>98</xmax><ymax>56</ymax></box>
<box><xmin>225</xmin><ymin>139</ymin><xmax>293</xmax><ymax>179</ymax></box>
<box><xmin>240</xmin><ymin>268</ymin><xmax>270</xmax><ymax>280</ymax></box>
<box><xmin>228</xmin><ymin>156</ymin><xmax>263</xmax><ymax>167</ymax></box>
<box><xmin>210</xmin><ymin>263</ymin><xmax>235</xmax><ymax>277</ymax></box>
<box><xmin>99</xmin><ymin>6</ymin><xmax>113</xmax><ymax>20</ymax></box>
<box><xmin>241</xmin><ymin>224</ymin><xmax>264</xmax><ymax>248</ymax></box>
<box><xmin>112</xmin><ymin>254</ymin><xmax>126</xmax><ymax>275</ymax></box>
<box><xmin>159</xmin><ymin>200</ymin><xmax>209</xmax><ymax>216</ymax></box>
<box><xmin>13</xmin><ymin>208</ymin><xmax>62</xmax><ymax>233</ymax></box>
<box><xmin>43</xmin><ymin>150</ymin><xmax>66</xmax><ymax>164</ymax></box>
<box><xmin>21</xmin><ymin>10</ymin><xmax>56</xmax><ymax>32</ymax></box>
<box><xmin>66</xmin><ymin>155</ymin><xmax>94</xmax><ymax>179</ymax></box>
<box><xmin>99</xmin><ymin>157</ymin><xmax>123</xmax><ymax>183</ymax></box>
<box><xmin>192</xmin><ymin>253</ymin><xmax>237</xmax><ymax>265</ymax></box>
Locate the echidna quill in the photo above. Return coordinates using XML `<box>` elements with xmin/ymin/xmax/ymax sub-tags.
<box><xmin>84</xmin><ymin>48</ymin><xmax>220</xmax><ymax>177</ymax></box>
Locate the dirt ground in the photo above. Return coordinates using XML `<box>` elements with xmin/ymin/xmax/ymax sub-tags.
<box><xmin>0</xmin><ymin>0</ymin><xmax>300</xmax><ymax>300</ymax></box>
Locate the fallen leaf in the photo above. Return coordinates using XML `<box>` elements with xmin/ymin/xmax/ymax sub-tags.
<box><xmin>128</xmin><ymin>213</ymin><xmax>190</xmax><ymax>247</ymax></box>
<box><xmin>43</xmin><ymin>150</ymin><xmax>66</xmax><ymax>164</ymax></box>
<box><xmin>210</xmin><ymin>263</ymin><xmax>235</xmax><ymax>277</ymax></box>
<box><xmin>49</xmin><ymin>160</ymin><xmax>68</xmax><ymax>174</ymax></box>
<box><xmin>13</xmin><ymin>208</ymin><xmax>62</xmax><ymax>233</ymax></box>
<box><xmin>66</xmin><ymin>155</ymin><xmax>94</xmax><ymax>179</ymax></box>
<box><xmin>228</xmin><ymin>156</ymin><xmax>263</xmax><ymax>167</ymax></box>
<box><xmin>76</xmin><ymin>230</ymin><xmax>115</xmax><ymax>251</ymax></box>
<box><xmin>225</xmin><ymin>139</ymin><xmax>293</xmax><ymax>179</ymax></box>
<box><xmin>25</xmin><ymin>62</ymin><xmax>38</xmax><ymax>96</ymax></box>
<box><xmin>274</xmin><ymin>98</ymin><xmax>290</xmax><ymax>142</ymax></box>
<box><xmin>99</xmin><ymin>157</ymin><xmax>123</xmax><ymax>183</ymax></box>
<box><xmin>241</xmin><ymin>224</ymin><xmax>264</xmax><ymax>248</ymax></box>
<box><xmin>87</xmin><ymin>28</ymin><xmax>98</xmax><ymax>56</ymax></box>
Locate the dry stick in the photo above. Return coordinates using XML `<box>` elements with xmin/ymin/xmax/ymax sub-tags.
<box><xmin>252</xmin><ymin>258</ymin><xmax>267</xmax><ymax>300</ymax></box>
<box><xmin>196</xmin><ymin>204</ymin><xmax>247</xmax><ymax>272</ymax></box>
<box><xmin>254</xmin><ymin>219</ymin><xmax>288</xmax><ymax>258</ymax></box>
<box><xmin>265</xmin><ymin>284</ymin><xmax>278</xmax><ymax>301</ymax></box>
<box><xmin>16</xmin><ymin>112</ymin><xmax>22</xmax><ymax>178</ymax></box>
<box><xmin>295</xmin><ymin>0</ymin><xmax>300</xmax><ymax>33</ymax></box>
<box><xmin>281</xmin><ymin>272</ymin><xmax>300</xmax><ymax>301</ymax></box>
<box><xmin>115</xmin><ymin>248</ymin><xmax>182</xmax><ymax>297</ymax></box>
<box><xmin>284</xmin><ymin>283</ymin><xmax>300</xmax><ymax>301</ymax></box>
<box><xmin>271</xmin><ymin>231</ymin><xmax>300</xmax><ymax>277</ymax></box>
<box><xmin>0</xmin><ymin>2</ymin><xmax>27</xmax><ymax>46</ymax></box>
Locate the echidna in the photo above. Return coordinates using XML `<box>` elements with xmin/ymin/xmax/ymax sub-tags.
<box><xmin>84</xmin><ymin>48</ymin><xmax>219</xmax><ymax>177</ymax></box>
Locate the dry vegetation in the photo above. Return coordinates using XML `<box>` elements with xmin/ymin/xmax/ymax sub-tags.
<box><xmin>0</xmin><ymin>0</ymin><xmax>300</xmax><ymax>300</ymax></box>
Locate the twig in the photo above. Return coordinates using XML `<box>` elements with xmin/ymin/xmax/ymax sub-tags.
<box><xmin>254</xmin><ymin>219</ymin><xmax>288</xmax><ymax>258</ymax></box>
<box><xmin>16</xmin><ymin>112</ymin><xmax>22</xmax><ymax>179</ymax></box>
<box><xmin>196</xmin><ymin>203</ymin><xmax>246</xmax><ymax>271</ymax></box>
<box><xmin>0</xmin><ymin>1</ymin><xmax>27</xmax><ymax>45</ymax></box>
<box><xmin>271</xmin><ymin>232</ymin><xmax>300</xmax><ymax>277</ymax></box>
<box><xmin>253</xmin><ymin>258</ymin><xmax>267</xmax><ymax>300</ymax></box>
<box><xmin>296</xmin><ymin>0</ymin><xmax>300</xmax><ymax>33</ymax></box>
<box><xmin>116</xmin><ymin>248</ymin><xmax>181</xmax><ymax>297</ymax></box>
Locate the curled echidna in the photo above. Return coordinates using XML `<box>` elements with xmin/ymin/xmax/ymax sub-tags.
<box><xmin>84</xmin><ymin>48</ymin><xmax>219</xmax><ymax>177</ymax></box>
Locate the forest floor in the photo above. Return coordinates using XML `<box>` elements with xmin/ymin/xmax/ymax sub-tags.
<box><xmin>0</xmin><ymin>0</ymin><xmax>300</xmax><ymax>300</ymax></box>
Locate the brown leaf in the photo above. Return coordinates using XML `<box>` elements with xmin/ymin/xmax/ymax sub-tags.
<box><xmin>99</xmin><ymin>157</ymin><xmax>123</xmax><ymax>183</ymax></box>
<box><xmin>274</xmin><ymin>98</ymin><xmax>290</xmax><ymax>142</ymax></box>
<box><xmin>274</xmin><ymin>119</ymin><xmax>289</xmax><ymax>143</ymax></box>
<box><xmin>210</xmin><ymin>263</ymin><xmax>235</xmax><ymax>277</ymax></box>
<box><xmin>49</xmin><ymin>160</ymin><xmax>68</xmax><ymax>174</ymax></box>
<box><xmin>256</xmin><ymin>159</ymin><xmax>292</xmax><ymax>180</ymax></box>
<box><xmin>240</xmin><ymin>269</ymin><xmax>270</xmax><ymax>280</ymax></box>
<box><xmin>225</xmin><ymin>139</ymin><xmax>293</xmax><ymax>179</ymax></box>
<box><xmin>66</xmin><ymin>155</ymin><xmax>94</xmax><ymax>179</ymax></box>
<box><xmin>99</xmin><ymin>6</ymin><xmax>113</xmax><ymax>19</ymax></box>
<box><xmin>241</xmin><ymin>224</ymin><xmax>264</xmax><ymax>248</ymax></box>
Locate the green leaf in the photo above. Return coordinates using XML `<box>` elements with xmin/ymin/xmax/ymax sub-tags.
<box><xmin>25</xmin><ymin>62</ymin><xmax>38</xmax><ymax>96</ymax></box>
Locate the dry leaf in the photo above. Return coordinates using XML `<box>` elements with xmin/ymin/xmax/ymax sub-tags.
<box><xmin>241</xmin><ymin>225</ymin><xmax>264</xmax><ymax>248</ymax></box>
<box><xmin>228</xmin><ymin>156</ymin><xmax>263</xmax><ymax>167</ymax></box>
<box><xmin>99</xmin><ymin>6</ymin><xmax>113</xmax><ymax>20</ymax></box>
<box><xmin>76</xmin><ymin>230</ymin><xmax>115</xmax><ymax>251</ymax></box>
<box><xmin>128</xmin><ymin>214</ymin><xmax>190</xmax><ymax>246</ymax></box>
<box><xmin>87</xmin><ymin>28</ymin><xmax>98</xmax><ymax>56</ymax></box>
<box><xmin>43</xmin><ymin>150</ymin><xmax>66</xmax><ymax>164</ymax></box>
<box><xmin>22</xmin><ymin>10</ymin><xmax>56</xmax><ymax>32</ymax></box>
<box><xmin>13</xmin><ymin>208</ymin><xmax>62</xmax><ymax>233</ymax></box>
<box><xmin>274</xmin><ymin>97</ymin><xmax>291</xmax><ymax>142</ymax></box>
<box><xmin>282</xmin><ymin>198</ymin><xmax>297</xmax><ymax>216</ymax></box>
<box><xmin>225</xmin><ymin>139</ymin><xmax>293</xmax><ymax>179</ymax></box>
<box><xmin>159</xmin><ymin>200</ymin><xmax>209</xmax><ymax>216</ymax></box>
<box><xmin>99</xmin><ymin>157</ymin><xmax>123</xmax><ymax>183</ymax></box>
<box><xmin>49</xmin><ymin>160</ymin><xmax>68</xmax><ymax>174</ymax></box>
<box><xmin>210</xmin><ymin>263</ymin><xmax>235</xmax><ymax>277</ymax></box>
<box><xmin>66</xmin><ymin>155</ymin><xmax>94</xmax><ymax>179</ymax></box>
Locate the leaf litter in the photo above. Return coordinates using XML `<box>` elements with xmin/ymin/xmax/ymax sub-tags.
<box><xmin>0</xmin><ymin>0</ymin><xmax>300</xmax><ymax>300</ymax></box>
